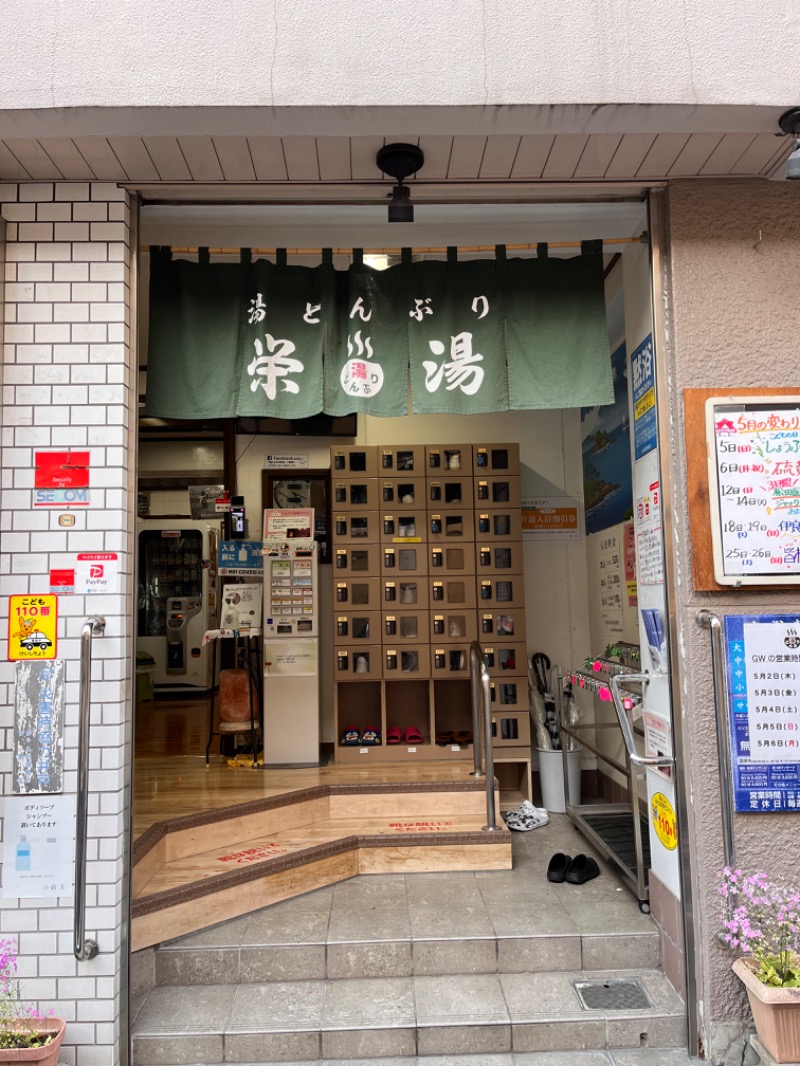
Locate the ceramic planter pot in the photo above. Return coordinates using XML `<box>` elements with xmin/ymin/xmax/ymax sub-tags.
<box><xmin>0</xmin><ymin>1019</ymin><xmax>66</xmax><ymax>1066</ymax></box>
<box><xmin>733</xmin><ymin>957</ymin><xmax>800</xmax><ymax>1063</ymax></box>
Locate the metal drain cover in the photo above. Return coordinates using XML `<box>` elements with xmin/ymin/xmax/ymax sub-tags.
<box><xmin>572</xmin><ymin>978</ymin><xmax>652</xmax><ymax>1011</ymax></box>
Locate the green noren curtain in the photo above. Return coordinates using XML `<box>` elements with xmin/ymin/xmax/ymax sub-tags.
<box><xmin>145</xmin><ymin>245</ymin><xmax>612</xmax><ymax>419</ymax></box>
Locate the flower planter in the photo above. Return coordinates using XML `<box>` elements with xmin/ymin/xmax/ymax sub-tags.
<box><xmin>0</xmin><ymin>1019</ymin><xmax>66</xmax><ymax>1066</ymax></box>
<box><xmin>733</xmin><ymin>957</ymin><xmax>800</xmax><ymax>1064</ymax></box>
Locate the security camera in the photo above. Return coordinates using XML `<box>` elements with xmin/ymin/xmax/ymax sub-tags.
<box><xmin>778</xmin><ymin>109</ymin><xmax>800</xmax><ymax>179</ymax></box>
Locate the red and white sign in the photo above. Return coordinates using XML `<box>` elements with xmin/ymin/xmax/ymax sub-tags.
<box><xmin>34</xmin><ymin>452</ymin><xmax>90</xmax><ymax>508</ymax></box>
<box><xmin>75</xmin><ymin>553</ymin><xmax>119</xmax><ymax>594</ymax></box>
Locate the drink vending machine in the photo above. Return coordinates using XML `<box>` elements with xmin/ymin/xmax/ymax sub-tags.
<box><xmin>262</xmin><ymin>509</ymin><xmax>320</xmax><ymax>765</ymax></box>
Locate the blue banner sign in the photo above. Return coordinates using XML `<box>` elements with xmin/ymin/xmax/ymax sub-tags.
<box><xmin>724</xmin><ymin>614</ymin><xmax>800</xmax><ymax>811</ymax></box>
<box><xmin>631</xmin><ymin>334</ymin><xmax>657</xmax><ymax>461</ymax></box>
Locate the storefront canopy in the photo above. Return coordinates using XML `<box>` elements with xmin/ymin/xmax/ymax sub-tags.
<box><xmin>145</xmin><ymin>244</ymin><xmax>613</xmax><ymax>419</ymax></box>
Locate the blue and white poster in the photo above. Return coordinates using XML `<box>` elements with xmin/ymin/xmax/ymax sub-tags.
<box><xmin>218</xmin><ymin>540</ymin><xmax>264</xmax><ymax>577</ymax></box>
<box><xmin>631</xmin><ymin>334</ymin><xmax>657</xmax><ymax>461</ymax></box>
<box><xmin>724</xmin><ymin>614</ymin><xmax>800</xmax><ymax>812</ymax></box>
<box><xmin>581</xmin><ymin>342</ymin><xmax>633</xmax><ymax>534</ymax></box>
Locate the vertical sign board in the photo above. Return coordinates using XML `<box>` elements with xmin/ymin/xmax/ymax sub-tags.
<box><xmin>724</xmin><ymin>615</ymin><xmax>800</xmax><ymax>812</ymax></box>
<box><xmin>706</xmin><ymin>399</ymin><xmax>800</xmax><ymax>585</ymax></box>
<box><xmin>631</xmin><ymin>335</ymin><xmax>657</xmax><ymax>461</ymax></box>
<box><xmin>13</xmin><ymin>660</ymin><xmax>65</xmax><ymax>794</ymax></box>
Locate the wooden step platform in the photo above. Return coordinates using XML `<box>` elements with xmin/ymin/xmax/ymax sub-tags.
<box><xmin>132</xmin><ymin>780</ymin><xmax>510</xmax><ymax>951</ymax></box>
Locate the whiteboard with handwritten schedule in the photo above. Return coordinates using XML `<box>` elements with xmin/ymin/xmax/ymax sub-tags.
<box><xmin>706</xmin><ymin>398</ymin><xmax>800</xmax><ymax>585</ymax></box>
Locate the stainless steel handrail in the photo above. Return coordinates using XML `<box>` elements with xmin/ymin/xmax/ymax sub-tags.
<box><xmin>74</xmin><ymin>615</ymin><xmax>105</xmax><ymax>962</ymax></box>
<box><xmin>469</xmin><ymin>641</ymin><xmax>501</xmax><ymax>831</ymax></box>
<box><xmin>609</xmin><ymin>674</ymin><xmax>675</xmax><ymax>769</ymax></box>
<box><xmin>696</xmin><ymin>610</ymin><xmax>736</xmax><ymax>871</ymax></box>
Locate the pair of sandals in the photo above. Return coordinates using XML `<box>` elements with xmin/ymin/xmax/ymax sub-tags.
<box><xmin>547</xmin><ymin>852</ymin><xmax>601</xmax><ymax>884</ymax></box>
<box><xmin>435</xmin><ymin>730</ymin><xmax>473</xmax><ymax>746</ymax></box>
<box><xmin>341</xmin><ymin>727</ymin><xmax>381</xmax><ymax>746</ymax></box>
<box><xmin>387</xmin><ymin>726</ymin><xmax>423</xmax><ymax>745</ymax></box>
<box><xmin>502</xmin><ymin>800</ymin><xmax>549</xmax><ymax>832</ymax></box>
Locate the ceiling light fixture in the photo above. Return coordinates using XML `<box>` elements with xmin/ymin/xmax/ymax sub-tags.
<box><xmin>376</xmin><ymin>143</ymin><xmax>425</xmax><ymax>222</ymax></box>
<box><xmin>778</xmin><ymin>109</ymin><xmax>800</xmax><ymax>180</ymax></box>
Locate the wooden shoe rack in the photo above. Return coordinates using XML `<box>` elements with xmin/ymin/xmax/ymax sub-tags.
<box><xmin>331</xmin><ymin>443</ymin><xmax>531</xmax><ymax>786</ymax></box>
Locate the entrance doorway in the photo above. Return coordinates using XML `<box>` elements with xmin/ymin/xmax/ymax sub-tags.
<box><xmin>130</xmin><ymin>197</ymin><xmax>687</xmax><ymax>1053</ymax></box>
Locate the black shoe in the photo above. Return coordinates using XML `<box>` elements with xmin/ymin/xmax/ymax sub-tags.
<box><xmin>565</xmin><ymin>854</ymin><xmax>600</xmax><ymax>884</ymax></box>
<box><xmin>546</xmin><ymin>853</ymin><xmax>572</xmax><ymax>883</ymax></box>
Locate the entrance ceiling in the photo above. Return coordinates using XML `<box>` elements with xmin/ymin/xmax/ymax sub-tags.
<box><xmin>0</xmin><ymin>132</ymin><xmax>790</xmax><ymax>185</ymax></box>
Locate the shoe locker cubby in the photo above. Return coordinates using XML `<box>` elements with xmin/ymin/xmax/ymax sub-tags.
<box><xmin>332</xmin><ymin>443</ymin><xmax>526</xmax><ymax>764</ymax></box>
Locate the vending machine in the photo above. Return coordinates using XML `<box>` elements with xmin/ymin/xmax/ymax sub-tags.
<box><xmin>262</xmin><ymin>509</ymin><xmax>320</xmax><ymax>765</ymax></box>
<box><xmin>137</xmin><ymin>519</ymin><xmax>220</xmax><ymax>692</ymax></box>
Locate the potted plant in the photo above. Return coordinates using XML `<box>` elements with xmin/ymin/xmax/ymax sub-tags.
<box><xmin>719</xmin><ymin>867</ymin><xmax>800</xmax><ymax>1063</ymax></box>
<box><xmin>0</xmin><ymin>939</ymin><xmax>65</xmax><ymax>1064</ymax></box>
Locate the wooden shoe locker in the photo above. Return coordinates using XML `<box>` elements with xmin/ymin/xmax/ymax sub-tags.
<box><xmin>332</xmin><ymin>444</ymin><xmax>532</xmax><ymax>789</ymax></box>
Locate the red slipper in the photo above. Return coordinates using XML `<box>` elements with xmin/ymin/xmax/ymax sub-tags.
<box><xmin>404</xmin><ymin>725</ymin><xmax>423</xmax><ymax>744</ymax></box>
<box><xmin>387</xmin><ymin>726</ymin><xmax>403</xmax><ymax>744</ymax></box>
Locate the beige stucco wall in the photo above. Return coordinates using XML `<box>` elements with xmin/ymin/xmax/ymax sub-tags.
<box><xmin>664</xmin><ymin>179</ymin><xmax>800</xmax><ymax>1056</ymax></box>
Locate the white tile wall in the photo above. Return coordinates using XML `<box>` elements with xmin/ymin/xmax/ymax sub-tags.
<box><xmin>0</xmin><ymin>182</ymin><xmax>134</xmax><ymax>1066</ymax></box>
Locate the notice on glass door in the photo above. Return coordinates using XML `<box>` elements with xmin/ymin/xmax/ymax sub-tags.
<box><xmin>724</xmin><ymin>614</ymin><xmax>800</xmax><ymax>812</ymax></box>
<box><xmin>598</xmin><ymin>532</ymin><xmax>624</xmax><ymax>634</ymax></box>
<box><xmin>707</xmin><ymin>400</ymin><xmax>800</xmax><ymax>584</ymax></box>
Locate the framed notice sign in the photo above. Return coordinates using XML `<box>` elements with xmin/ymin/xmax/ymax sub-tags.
<box><xmin>706</xmin><ymin>397</ymin><xmax>800</xmax><ymax>585</ymax></box>
<box><xmin>724</xmin><ymin>614</ymin><xmax>800</xmax><ymax>812</ymax></box>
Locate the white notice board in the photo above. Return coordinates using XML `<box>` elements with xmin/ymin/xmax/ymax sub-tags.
<box><xmin>706</xmin><ymin>397</ymin><xmax>800</xmax><ymax>585</ymax></box>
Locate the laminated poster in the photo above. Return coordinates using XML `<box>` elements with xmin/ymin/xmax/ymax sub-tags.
<box><xmin>264</xmin><ymin>639</ymin><xmax>318</xmax><ymax>676</ymax></box>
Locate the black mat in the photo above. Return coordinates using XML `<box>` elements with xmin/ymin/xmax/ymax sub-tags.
<box><xmin>580</xmin><ymin>812</ymin><xmax>651</xmax><ymax>874</ymax></box>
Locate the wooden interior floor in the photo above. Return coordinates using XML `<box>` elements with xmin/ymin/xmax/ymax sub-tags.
<box><xmin>134</xmin><ymin>697</ymin><xmax>481</xmax><ymax>842</ymax></box>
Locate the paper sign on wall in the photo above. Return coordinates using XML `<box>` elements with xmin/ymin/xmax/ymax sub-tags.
<box><xmin>264</xmin><ymin>454</ymin><xmax>309</xmax><ymax>470</ymax></box>
<box><xmin>521</xmin><ymin>497</ymin><xmax>581</xmax><ymax>540</ymax></box>
<box><xmin>2</xmin><ymin>794</ymin><xmax>75</xmax><ymax>898</ymax></box>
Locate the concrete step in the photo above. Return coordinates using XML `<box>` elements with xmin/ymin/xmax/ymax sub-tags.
<box><xmin>131</xmin><ymin>969</ymin><xmax>687</xmax><ymax>1064</ymax></box>
<box><xmin>153</xmin><ymin>1054</ymin><xmax>701</xmax><ymax>1066</ymax></box>
<box><xmin>154</xmin><ymin>929</ymin><xmax>660</xmax><ymax>984</ymax></box>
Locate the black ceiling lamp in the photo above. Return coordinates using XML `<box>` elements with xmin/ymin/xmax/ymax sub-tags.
<box><xmin>377</xmin><ymin>143</ymin><xmax>425</xmax><ymax>222</ymax></box>
<box><xmin>779</xmin><ymin>109</ymin><xmax>800</xmax><ymax>179</ymax></box>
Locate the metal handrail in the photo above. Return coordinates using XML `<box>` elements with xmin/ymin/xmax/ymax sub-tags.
<box><xmin>696</xmin><ymin>610</ymin><xmax>736</xmax><ymax>871</ymax></box>
<box><xmin>74</xmin><ymin>615</ymin><xmax>105</xmax><ymax>962</ymax></box>
<box><xmin>469</xmin><ymin>641</ymin><xmax>500</xmax><ymax>832</ymax></box>
<box><xmin>609</xmin><ymin>674</ymin><xmax>675</xmax><ymax>769</ymax></box>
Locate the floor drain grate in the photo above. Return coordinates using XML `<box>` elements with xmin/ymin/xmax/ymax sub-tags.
<box><xmin>572</xmin><ymin>978</ymin><xmax>652</xmax><ymax>1011</ymax></box>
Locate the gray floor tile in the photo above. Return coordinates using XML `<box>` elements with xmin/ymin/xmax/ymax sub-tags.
<box><xmin>417</xmin><ymin>1023</ymin><xmax>512</xmax><ymax>1057</ymax></box>
<box><xmin>328</xmin><ymin>877</ymin><xmax>411</xmax><ymax>942</ymax></box>
<box><xmin>412</xmin><ymin>937</ymin><xmax>497</xmax><ymax>975</ymax></box>
<box><xmin>581</xmin><ymin>933</ymin><xmax>659</xmax><ymax>971</ymax></box>
<box><xmin>240</xmin><ymin>944</ymin><xmax>326</xmax><ymax>982</ymax></box>
<box><xmin>322</xmin><ymin>975</ymin><xmax>415</xmax><ymax>1030</ymax></box>
<box><xmin>514</xmin><ymin>1054</ymin><xmax>613</xmax><ymax>1065</ymax></box>
<box><xmin>321</xmin><ymin>1026</ymin><xmax>417</xmax><ymax>1059</ymax></box>
<box><xmin>133</xmin><ymin>1033</ymin><xmax>223</xmax><ymax>1064</ymax></box>
<box><xmin>226</xmin><ymin>981</ymin><xmax>325</xmax><ymax>1031</ymax></box>
<box><xmin>500</xmin><ymin>971</ymin><xmax>584</xmax><ymax>1020</ymax></box>
<box><xmin>606</xmin><ymin>1014</ymin><xmax>688</xmax><ymax>1049</ymax></box>
<box><xmin>160</xmin><ymin>913</ymin><xmax>251</xmax><ymax>948</ymax></box>
<box><xmin>327</xmin><ymin>939</ymin><xmax>413</xmax><ymax>978</ymax></box>
<box><xmin>223</xmin><ymin>1030</ymin><xmax>321</xmax><ymax>1062</ymax></box>
<box><xmin>512</xmin><ymin>1019</ymin><xmax>607</xmax><ymax>1054</ymax></box>
<box><xmin>245</xmin><ymin>888</ymin><xmax>333</xmax><ymax>945</ymax></box>
<box><xmin>611</xmin><ymin>1051</ymin><xmax>698</xmax><ymax>1065</ymax></box>
<box><xmin>406</xmin><ymin>874</ymin><xmax>494</xmax><ymax>938</ymax></box>
<box><xmin>497</xmin><ymin>934</ymin><xmax>581</xmax><ymax>973</ymax></box>
<box><xmin>155</xmin><ymin>946</ymin><xmax>240</xmax><ymax>986</ymax></box>
<box><xmin>414</xmin><ymin>973</ymin><xmax>510</xmax><ymax>1026</ymax></box>
<box><xmin>134</xmin><ymin>983</ymin><xmax>237</xmax><ymax>1033</ymax></box>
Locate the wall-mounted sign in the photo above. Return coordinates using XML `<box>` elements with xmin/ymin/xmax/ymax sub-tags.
<box><xmin>263</xmin><ymin>508</ymin><xmax>314</xmax><ymax>541</ymax></box>
<box><xmin>650</xmin><ymin>792</ymin><xmax>677</xmax><ymax>850</ymax></box>
<box><xmin>264</xmin><ymin>639</ymin><xmax>318</xmax><ymax>676</ymax></box>
<box><xmin>707</xmin><ymin>398</ymin><xmax>800</xmax><ymax>585</ymax></box>
<box><xmin>631</xmin><ymin>335</ymin><xmax>657</xmax><ymax>461</ymax></box>
<box><xmin>34</xmin><ymin>451</ymin><xmax>90</xmax><ymax>507</ymax></box>
<box><xmin>218</xmin><ymin>541</ymin><xmax>264</xmax><ymax>576</ymax></box>
<box><xmin>724</xmin><ymin>614</ymin><xmax>800</xmax><ymax>812</ymax></box>
<box><xmin>14</xmin><ymin>660</ymin><xmax>65</xmax><ymax>794</ymax></box>
<box><xmin>49</xmin><ymin>570</ymin><xmax>74</xmax><ymax>595</ymax></box>
<box><xmin>75</xmin><ymin>552</ymin><xmax>119</xmax><ymax>594</ymax></box>
<box><xmin>7</xmin><ymin>596</ymin><xmax>58</xmax><ymax>661</ymax></box>
<box><xmin>521</xmin><ymin>497</ymin><xmax>580</xmax><ymax>540</ymax></box>
<box><xmin>2</xmin><ymin>794</ymin><xmax>75</xmax><ymax>898</ymax></box>
<box><xmin>264</xmin><ymin>453</ymin><xmax>309</xmax><ymax>470</ymax></box>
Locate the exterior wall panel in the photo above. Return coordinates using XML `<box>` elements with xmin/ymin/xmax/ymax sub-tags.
<box><xmin>0</xmin><ymin>182</ymin><xmax>134</xmax><ymax>1066</ymax></box>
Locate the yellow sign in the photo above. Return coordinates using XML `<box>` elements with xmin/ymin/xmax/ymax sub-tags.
<box><xmin>634</xmin><ymin>387</ymin><xmax>656</xmax><ymax>421</ymax></box>
<box><xmin>8</xmin><ymin>595</ymin><xmax>58</xmax><ymax>661</ymax></box>
<box><xmin>650</xmin><ymin>792</ymin><xmax>678</xmax><ymax>851</ymax></box>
